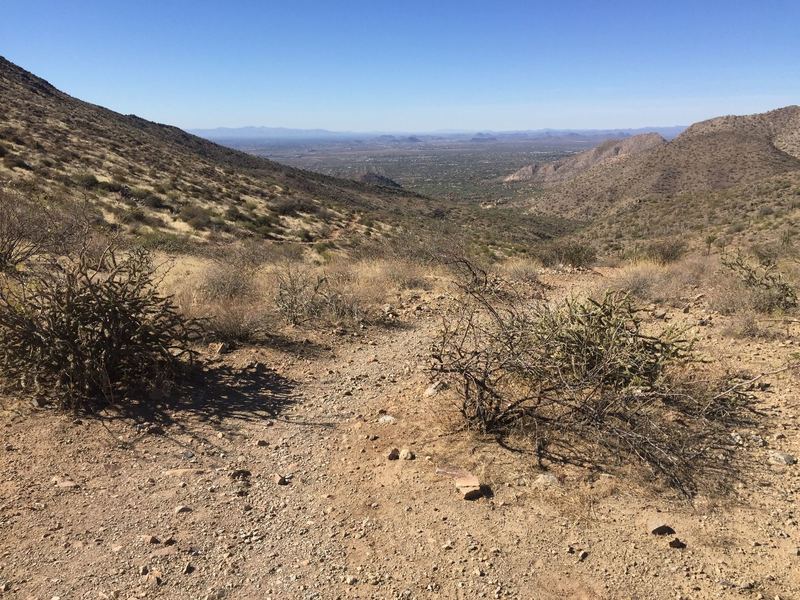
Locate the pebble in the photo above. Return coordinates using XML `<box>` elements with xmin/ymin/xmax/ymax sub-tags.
<box><xmin>174</xmin><ymin>505</ymin><xmax>193</xmax><ymax>514</ymax></box>
<box><xmin>399</xmin><ymin>448</ymin><xmax>415</xmax><ymax>460</ymax></box>
<box><xmin>387</xmin><ymin>448</ymin><xmax>400</xmax><ymax>460</ymax></box>
<box><xmin>769</xmin><ymin>452</ymin><xmax>797</xmax><ymax>466</ymax></box>
<box><xmin>533</xmin><ymin>473</ymin><xmax>559</xmax><ymax>487</ymax></box>
<box><xmin>650</xmin><ymin>524</ymin><xmax>676</xmax><ymax>536</ymax></box>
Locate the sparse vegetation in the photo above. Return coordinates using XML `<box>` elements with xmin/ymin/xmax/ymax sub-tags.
<box><xmin>431</xmin><ymin>262</ymin><xmax>754</xmax><ymax>494</ymax></box>
<box><xmin>0</xmin><ymin>243</ymin><xmax>197</xmax><ymax>411</ymax></box>
<box><xmin>537</xmin><ymin>239</ymin><xmax>596</xmax><ymax>268</ymax></box>
<box><xmin>720</xmin><ymin>250</ymin><xmax>797</xmax><ymax>312</ymax></box>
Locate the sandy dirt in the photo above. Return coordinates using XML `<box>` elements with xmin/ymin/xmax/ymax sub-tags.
<box><xmin>1</xmin><ymin>271</ymin><xmax>799</xmax><ymax>600</ymax></box>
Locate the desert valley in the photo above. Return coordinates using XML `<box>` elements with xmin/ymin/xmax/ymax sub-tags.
<box><xmin>1</xmin><ymin>26</ymin><xmax>800</xmax><ymax>600</ymax></box>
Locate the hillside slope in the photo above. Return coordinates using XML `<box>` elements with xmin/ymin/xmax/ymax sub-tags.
<box><xmin>509</xmin><ymin>106</ymin><xmax>800</xmax><ymax>250</ymax></box>
<box><xmin>0</xmin><ymin>56</ymin><xmax>446</xmax><ymax>247</ymax></box>
<box><xmin>0</xmin><ymin>57</ymin><xmax>570</xmax><ymax>253</ymax></box>
<box><xmin>504</xmin><ymin>132</ymin><xmax>666</xmax><ymax>184</ymax></box>
<box><xmin>532</xmin><ymin>106</ymin><xmax>800</xmax><ymax>221</ymax></box>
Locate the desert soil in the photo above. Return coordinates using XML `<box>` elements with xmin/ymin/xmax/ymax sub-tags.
<box><xmin>1</xmin><ymin>269</ymin><xmax>799</xmax><ymax>600</ymax></box>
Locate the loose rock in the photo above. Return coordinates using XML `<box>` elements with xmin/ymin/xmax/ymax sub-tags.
<box><xmin>769</xmin><ymin>452</ymin><xmax>797</xmax><ymax>466</ymax></box>
<box><xmin>399</xmin><ymin>448</ymin><xmax>415</xmax><ymax>460</ymax></box>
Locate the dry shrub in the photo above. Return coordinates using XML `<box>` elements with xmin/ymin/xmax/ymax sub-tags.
<box><xmin>188</xmin><ymin>241</ymin><xmax>272</xmax><ymax>343</ymax></box>
<box><xmin>606</xmin><ymin>255</ymin><xmax>711</xmax><ymax>304</ymax></box>
<box><xmin>536</xmin><ymin>239</ymin><xmax>596</xmax><ymax>269</ymax></box>
<box><xmin>722</xmin><ymin>312</ymin><xmax>781</xmax><ymax>340</ymax></box>
<box><xmin>0</xmin><ymin>243</ymin><xmax>197</xmax><ymax>411</ymax></box>
<box><xmin>200</xmin><ymin>241</ymin><xmax>267</xmax><ymax>301</ymax></box>
<box><xmin>274</xmin><ymin>262</ymin><xmax>365</xmax><ymax>327</ymax></box>
<box><xmin>431</xmin><ymin>262</ymin><xmax>755</xmax><ymax>495</ymax></box>
<box><xmin>605</xmin><ymin>261</ymin><xmax>664</xmax><ymax>301</ymax></box>
<box><xmin>499</xmin><ymin>258</ymin><xmax>543</xmax><ymax>285</ymax></box>
<box><xmin>0</xmin><ymin>189</ymin><xmax>80</xmax><ymax>272</ymax></box>
<box><xmin>272</xmin><ymin>257</ymin><xmax>436</xmax><ymax>328</ymax></box>
<box><xmin>644</xmin><ymin>239</ymin><xmax>688</xmax><ymax>264</ymax></box>
<box><xmin>720</xmin><ymin>250</ymin><xmax>797</xmax><ymax>313</ymax></box>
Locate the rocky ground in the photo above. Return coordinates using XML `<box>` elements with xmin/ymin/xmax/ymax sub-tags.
<box><xmin>1</xmin><ymin>269</ymin><xmax>799</xmax><ymax>600</ymax></box>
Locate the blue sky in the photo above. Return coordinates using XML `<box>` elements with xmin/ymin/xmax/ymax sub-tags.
<box><xmin>2</xmin><ymin>1</ymin><xmax>799</xmax><ymax>131</ymax></box>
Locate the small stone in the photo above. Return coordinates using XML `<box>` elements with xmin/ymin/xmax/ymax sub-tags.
<box><xmin>387</xmin><ymin>448</ymin><xmax>400</xmax><ymax>460</ymax></box>
<box><xmin>345</xmin><ymin>575</ymin><xmax>358</xmax><ymax>585</ymax></box>
<box><xmin>533</xmin><ymin>473</ymin><xmax>560</xmax><ymax>487</ymax></box>
<box><xmin>139</xmin><ymin>565</ymin><xmax>149</xmax><ymax>576</ymax></box>
<box><xmin>669</xmin><ymin>538</ymin><xmax>687</xmax><ymax>549</ymax></box>
<box><xmin>399</xmin><ymin>448</ymin><xmax>415</xmax><ymax>460</ymax></box>
<box><xmin>769</xmin><ymin>452</ymin><xmax>797</xmax><ymax>466</ymax></box>
<box><xmin>443</xmin><ymin>540</ymin><xmax>454</xmax><ymax>550</ymax></box>
<box><xmin>272</xmin><ymin>473</ymin><xmax>289</xmax><ymax>485</ymax></box>
<box><xmin>436</xmin><ymin>466</ymin><xmax>483</xmax><ymax>500</ymax></box>
<box><xmin>174</xmin><ymin>505</ymin><xmax>192</xmax><ymax>514</ymax></box>
<box><xmin>142</xmin><ymin>535</ymin><xmax>160</xmax><ymax>544</ymax></box>
<box><xmin>51</xmin><ymin>477</ymin><xmax>78</xmax><ymax>489</ymax></box>
<box><xmin>378</xmin><ymin>415</ymin><xmax>397</xmax><ymax>425</ymax></box>
<box><xmin>183</xmin><ymin>563</ymin><xmax>195</xmax><ymax>575</ymax></box>
<box><xmin>578</xmin><ymin>550</ymin><xmax>589</xmax><ymax>561</ymax></box>
<box><xmin>255</xmin><ymin>440</ymin><xmax>268</xmax><ymax>447</ymax></box>
<box><xmin>424</xmin><ymin>381</ymin><xmax>447</xmax><ymax>397</ymax></box>
<box><xmin>651</xmin><ymin>524</ymin><xmax>676</xmax><ymax>536</ymax></box>
<box><xmin>229</xmin><ymin>469</ymin><xmax>251</xmax><ymax>480</ymax></box>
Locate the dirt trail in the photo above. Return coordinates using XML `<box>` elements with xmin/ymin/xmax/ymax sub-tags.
<box><xmin>2</xmin><ymin>277</ymin><xmax>800</xmax><ymax>599</ymax></box>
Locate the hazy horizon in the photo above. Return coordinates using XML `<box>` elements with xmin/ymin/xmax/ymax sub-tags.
<box><xmin>3</xmin><ymin>1</ymin><xmax>799</xmax><ymax>132</ymax></box>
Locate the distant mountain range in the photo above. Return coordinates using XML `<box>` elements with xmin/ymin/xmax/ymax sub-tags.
<box><xmin>191</xmin><ymin>125</ymin><xmax>687</xmax><ymax>142</ymax></box>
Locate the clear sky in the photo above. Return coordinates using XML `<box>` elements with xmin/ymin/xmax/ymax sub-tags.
<box><xmin>2</xmin><ymin>0</ymin><xmax>799</xmax><ymax>132</ymax></box>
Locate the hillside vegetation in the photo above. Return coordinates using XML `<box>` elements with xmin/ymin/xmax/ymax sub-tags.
<box><xmin>512</xmin><ymin>106</ymin><xmax>800</xmax><ymax>251</ymax></box>
<box><xmin>0</xmin><ymin>56</ymin><xmax>567</xmax><ymax>258</ymax></box>
<box><xmin>504</xmin><ymin>132</ymin><xmax>666</xmax><ymax>184</ymax></box>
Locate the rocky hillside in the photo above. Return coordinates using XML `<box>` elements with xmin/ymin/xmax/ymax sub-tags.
<box><xmin>511</xmin><ymin>106</ymin><xmax>800</xmax><ymax>250</ymax></box>
<box><xmin>504</xmin><ymin>132</ymin><xmax>665</xmax><ymax>184</ymax></box>
<box><xmin>532</xmin><ymin>106</ymin><xmax>800</xmax><ymax>219</ymax></box>
<box><xmin>0</xmin><ymin>56</ymin><xmax>568</xmax><ymax>255</ymax></box>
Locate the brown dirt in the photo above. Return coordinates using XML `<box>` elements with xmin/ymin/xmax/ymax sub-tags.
<box><xmin>2</xmin><ymin>270</ymin><xmax>800</xmax><ymax>599</ymax></box>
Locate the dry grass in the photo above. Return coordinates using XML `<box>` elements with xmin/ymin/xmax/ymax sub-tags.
<box><xmin>164</xmin><ymin>252</ymin><xmax>444</xmax><ymax>340</ymax></box>
<box><xmin>601</xmin><ymin>255</ymin><xmax>711</xmax><ymax>305</ymax></box>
